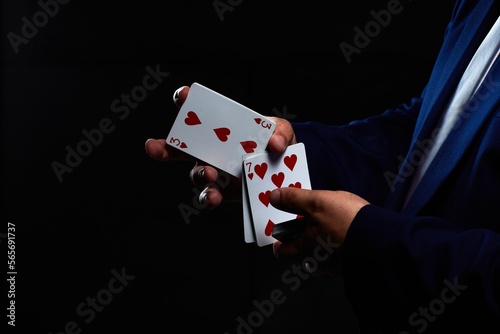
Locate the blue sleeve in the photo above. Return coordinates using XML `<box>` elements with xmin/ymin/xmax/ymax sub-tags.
<box><xmin>342</xmin><ymin>204</ymin><xmax>500</xmax><ymax>332</ymax></box>
<box><xmin>292</xmin><ymin>96</ymin><xmax>422</xmax><ymax>205</ymax></box>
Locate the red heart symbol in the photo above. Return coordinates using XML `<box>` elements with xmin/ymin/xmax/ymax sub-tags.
<box><xmin>214</xmin><ymin>127</ymin><xmax>230</xmax><ymax>142</ymax></box>
<box><xmin>248</xmin><ymin>173</ymin><xmax>254</xmax><ymax>180</ymax></box>
<box><xmin>258</xmin><ymin>191</ymin><xmax>271</xmax><ymax>207</ymax></box>
<box><xmin>240</xmin><ymin>140</ymin><xmax>257</xmax><ymax>153</ymax></box>
<box><xmin>254</xmin><ymin>163</ymin><xmax>268</xmax><ymax>179</ymax></box>
<box><xmin>180</xmin><ymin>142</ymin><xmax>187</xmax><ymax>149</ymax></box>
<box><xmin>184</xmin><ymin>111</ymin><xmax>201</xmax><ymax>126</ymax></box>
<box><xmin>271</xmin><ymin>172</ymin><xmax>285</xmax><ymax>188</ymax></box>
<box><xmin>254</xmin><ymin>118</ymin><xmax>262</xmax><ymax>125</ymax></box>
<box><xmin>288</xmin><ymin>182</ymin><xmax>301</xmax><ymax>188</ymax></box>
<box><xmin>284</xmin><ymin>154</ymin><xmax>297</xmax><ymax>171</ymax></box>
<box><xmin>265</xmin><ymin>219</ymin><xmax>275</xmax><ymax>236</ymax></box>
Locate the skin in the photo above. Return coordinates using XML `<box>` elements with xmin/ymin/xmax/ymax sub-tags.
<box><xmin>145</xmin><ymin>86</ymin><xmax>370</xmax><ymax>279</ymax></box>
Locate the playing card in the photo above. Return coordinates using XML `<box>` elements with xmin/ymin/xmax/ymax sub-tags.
<box><xmin>242</xmin><ymin>143</ymin><xmax>311</xmax><ymax>247</ymax></box>
<box><xmin>271</xmin><ymin>216</ymin><xmax>309</xmax><ymax>242</ymax></box>
<box><xmin>166</xmin><ymin>82</ymin><xmax>277</xmax><ymax>178</ymax></box>
<box><xmin>242</xmin><ymin>173</ymin><xmax>256</xmax><ymax>243</ymax></box>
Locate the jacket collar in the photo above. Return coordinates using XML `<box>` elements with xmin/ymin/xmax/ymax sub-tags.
<box><xmin>385</xmin><ymin>0</ymin><xmax>498</xmax><ymax>213</ymax></box>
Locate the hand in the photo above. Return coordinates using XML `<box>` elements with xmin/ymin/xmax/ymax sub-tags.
<box><xmin>144</xmin><ymin>85</ymin><xmax>297</xmax><ymax>208</ymax></box>
<box><xmin>269</xmin><ymin>187</ymin><xmax>370</xmax><ymax>280</ymax></box>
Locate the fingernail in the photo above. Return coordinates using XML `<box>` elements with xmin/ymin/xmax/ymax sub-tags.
<box><xmin>304</xmin><ymin>262</ymin><xmax>316</xmax><ymax>274</ymax></box>
<box><xmin>173</xmin><ymin>87</ymin><xmax>183</xmax><ymax>104</ymax></box>
<box><xmin>273</xmin><ymin>135</ymin><xmax>286</xmax><ymax>152</ymax></box>
<box><xmin>144</xmin><ymin>138</ymin><xmax>153</xmax><ymax>153</ymax></box>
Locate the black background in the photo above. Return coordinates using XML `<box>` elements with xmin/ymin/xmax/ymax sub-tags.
<box><xmin>2</xmin><ymin>0</ymin><xmax>457</xmax><ymax>333</ymax></box>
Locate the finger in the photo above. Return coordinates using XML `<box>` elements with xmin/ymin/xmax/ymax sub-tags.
<box><xmin>269</xmin><ymin>187</ymin><xmax>315</xmax><ymax>218</ymax></box>
<box><xmin>272</xmin><ymin>239</ymin><xmax>303</xmax><ymax>266</ymax></box>
<box><xmin>189</xmin><ymin>165</ymin><xmax>220</xmax><ymax>187</ymax></box>
<box><xmin>265</xmin><ymin>117</ymin><xmax>296</xmax><ymax>154</ymax></box>
<box><xmin>273</xmin><ymin>221</ymin><xmax>331</xmax><ymax>277</ymax></box>
<box><xmin>272</xmin><ymin>188</ymin><xmax>369</xmax><ymax>223</ymax></box>
<box><xmin>144</xmin><ymin>138</ymin><xmax>192</xmax><ymax>161</ymax></box>
<box><xmin>198</xmin><ymin>186</ymin><xmax>224</xmax><ymax>209</ymax></box>
<box><xmin>272</xmin><ymin>223</ymin><xmax>319</xmax><ymax>263</ymax></box>
<box><xmin>173</xmin><ymin>86</ymin><xmax>190</xmax><ymax>109</ymax></box>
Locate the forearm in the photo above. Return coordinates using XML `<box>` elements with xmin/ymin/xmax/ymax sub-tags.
<box><xmin>292</xmin><ymin>97</ymin><xmax>422</xmax><ymax>205</ymax></box>
<box><xmin>343</xmin><ymin>204</ymin><xmax>500</xmax><ymax>332</ymax></box>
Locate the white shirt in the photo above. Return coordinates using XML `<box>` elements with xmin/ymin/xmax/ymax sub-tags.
<box><xmin>403</xmin><ymin>15</ymin><xmax>500</xmax><ymax>209</ymax></box>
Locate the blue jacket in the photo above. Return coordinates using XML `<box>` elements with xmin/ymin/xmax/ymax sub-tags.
<box><xmin>293</xmin><ymin>0</ymin><xmax>500</xmax><ymax>332</ymax></box>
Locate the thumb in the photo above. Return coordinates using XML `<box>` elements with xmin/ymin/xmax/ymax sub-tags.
<box><xmin>269</xmin><ymin>187</ymin><xmax>313</xmax><ymax>216</ymax></box>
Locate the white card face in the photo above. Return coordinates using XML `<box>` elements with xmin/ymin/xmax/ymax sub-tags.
<box><xmin>243</xmin><ymin>143</ymin><xmax>311</xmax><ymax>247</ymax></box>
<box><xmin>242</xmin><ymin>173</ymin><xmax>256</xmax><ymax>243</ymax></box>
<box><xmin>166</xmin><ymin>82</ymin><xmax>277</xmax><ymax>179</ymax></box>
